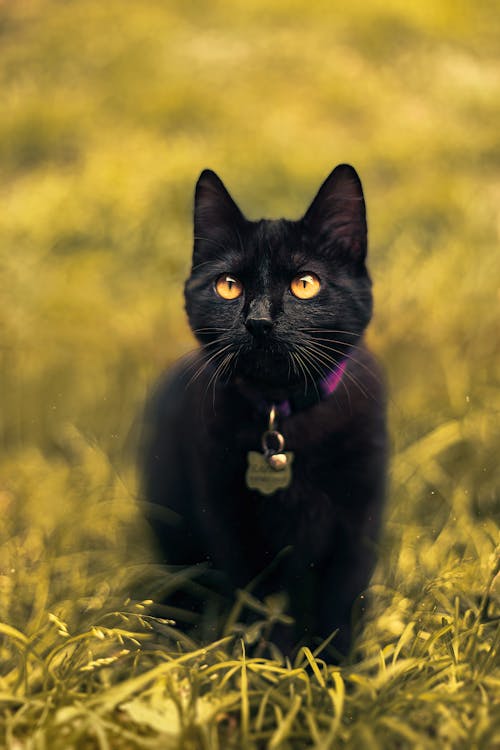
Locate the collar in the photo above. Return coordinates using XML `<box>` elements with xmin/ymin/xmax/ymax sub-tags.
<box><xmin>236</xmin><ymin>359</ymin><xmax>347</xmax><ymax>419</ymax></box>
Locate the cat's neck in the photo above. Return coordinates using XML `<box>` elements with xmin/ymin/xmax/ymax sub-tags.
<box><xmin>233</xmin><ymin>359</ymin><xmax>347</xmax><ymax>418</ymax></box>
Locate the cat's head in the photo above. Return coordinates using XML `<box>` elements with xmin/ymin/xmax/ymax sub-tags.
<box><xmin>184</xmin><ymin>165</ymin><xmax>372</xmax><ymax>392</ymax></box>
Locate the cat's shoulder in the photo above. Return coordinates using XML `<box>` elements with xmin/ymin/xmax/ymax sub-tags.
<box><xmin>353</xmin><ymin>343</ymin><xmax>386</xmax><ymax>391</ymax></box>
<box><xmin>144</xmin><ymin>350</ymin><xmax>203</xmax><ymax>421</ymax></box>
<box><xmin>344</xmin><ymin>343</ymin><xmax>387</xmax><ymax>417</ymax></box>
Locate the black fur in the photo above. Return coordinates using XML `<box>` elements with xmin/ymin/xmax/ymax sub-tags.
<box><xmin>141</xmin><ymin>165</ymin><xmax>387</xmax><ymax>657</ymax></box>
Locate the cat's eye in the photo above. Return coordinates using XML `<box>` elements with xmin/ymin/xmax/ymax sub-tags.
<box><xmin>215</xmin><ymin>274</ymin><xmax>243</xmax><ymax>300</ymax></box>
<box><xmin>290</xmin><ymin>272</ymin><xmax>321</xmax><ymax>299</ymax></box>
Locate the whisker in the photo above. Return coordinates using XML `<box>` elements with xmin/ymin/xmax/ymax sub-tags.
<box><xmin>291</xmin><ymin>351</ymin><xmax>309</xmax><ymax>397</ymax></box>
<box><xmin>228</xmin><ymin>345</ymin><xmax>243</xmax><ymax>381</ymax></box>
<box><xmin>299</xmin><ymin>346</ymin><xmax>334</xmax><ymax>386</ymax></box>
<box><xmin>206</xmin><ymin>351</ymin><xmax>234</xmax><ymax>411</ymax></box>
<box><xmin>178</xmin><ymin>335</ymin><xmax>233</xmax><ymax>381</ymax></box>
<box><xmin>217</xmin><ymin>351</ymin><xmax>238</xmax><ymax>406</ymax></box>
<box><xmin>190</xmin><ymin>259</ymin><xmax>223</xmax><ymax>270</ymax></box>
<box><xmin>308</xmin><ymin>338</ymin><xmax>370</xmax><ymax>358</ymax></box>
<box><xmin>300</xmin><ymin>342</ymin><xmax>370</xmax><ymax>399</ymax></box>
<box><xmin>340</xmin><ymin>369</ymin><xmax>370</xmax><ymax>401</ymax></box>
<box><xmin>289</xmin><ymin>351</ymin><xmax>300</xmax><ymax>382</ymax></box>
<box><xmin>220</xmin><ymin>350</ymin><xmax>236</xmax><ymax>383</ymax></box>
<box><xmin>305</xmin><ymin>339</ymin><xmax>381</xmax><ymax>384</ymax></box>
<box><xmin>294</xmin><ymin>350</ymin><xmax>321</xmax><ymax>402</ymax></box>
<box><xmin>299</xmin><ymin>344</ymin><xmax>350</xmax><ymax>412</ymax></box>
<box><xmin>300</xmin><ymin>344</ymin><xmax>338</xmax><ymax>370</ymax></box>
<box><xmin>193</xmin><ymin>235</ymin><xmax>232</xmax><ymax>254</ymax></box>
<box><xmin>201</xmin><ymin>336</ymin><xmax>234</xmax><ymax>349</ymax></box>
<box><xmin>178</xmin><ymin>349</ymin><xmax>209</xmax><ymax>378</ymax></box>
<box><xmin>193</xmin><ymin>327</ymin><xmax>231</xmax><ymax>333</ymax></box>
<box><xmin>299</xmin><ymin>329</ymin><xmax>365</xmax><ymax>344</ymax></box>
<box><xmin>304</xmin><ymin>338</ymin><xmax>364</xmax><ymax>356</ymax></box>
<box><xmin>185</xmin><ymin>343</ymin><xmax>234</xmax><ymax>389</ymax></box>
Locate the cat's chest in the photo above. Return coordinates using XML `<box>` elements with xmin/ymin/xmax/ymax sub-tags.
<box><xmin>193</xmin><ymin>405</ymin><xmax>352</xmax><ymax>516</ymax></box>
<box><xmin>185</xmin><ymin>400</ymin><xmax>363</xmax><ymax>564</ymax></box>
<box><xmin>195</xmin><ymin>438</ymin><xmax>334</xmax><ymax>556</ymax></box>
<box><xmin>200</xmin><ymin>401</ymin><xmax>350</xmax><ymax>477</ymax></box>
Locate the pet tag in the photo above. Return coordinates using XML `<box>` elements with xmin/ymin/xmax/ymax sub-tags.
<box><xmin>245</xmin><ymin>450</ymin><xmax>294</xmax><ymax>496</ymax></box>
<box><xmin>245</xmin><ymin>405</ymin><xmax>294</xmax><ymax>496</ymax></box>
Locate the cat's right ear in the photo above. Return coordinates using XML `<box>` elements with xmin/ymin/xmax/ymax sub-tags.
<box><xmin>193</xmin><ymin>170</ymin><xmax>245</xmax><ymax>262</ymax></box>
<box><xmin>303</xmin><ymin>164</ymin><xmax>367</xmax><ymax>264</ymax></box>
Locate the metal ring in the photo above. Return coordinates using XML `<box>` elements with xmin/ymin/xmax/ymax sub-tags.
<box><xmin>261</xmin><ymin>430</ymin><xmax>285</xmax><ymax>454</ymax></box>
<box><xmin>268</xmin><ymin>405</ymin><xmax>277</xmax><ymax>431</ymax></box>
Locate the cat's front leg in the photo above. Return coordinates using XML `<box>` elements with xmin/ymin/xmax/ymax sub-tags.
<box><xmin>312</xmin><ymin>489</ymin><xmax>384</xmax><ymax>657</ymax></box>
<box><xmin>315</xmin><ymin>552</ymin><xmax>373</xmax><ymax>658</ymax></box>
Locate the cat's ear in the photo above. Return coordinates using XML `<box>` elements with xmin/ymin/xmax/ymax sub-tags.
<box><xmin>193</xmin><ymin>170</ymin><xmax>245</xmax><ymax>259</ymax></box>
<box><xmin>303</xmin><ymin>164</ymin><xmax>367</xmax><ymax>263</ymax></box>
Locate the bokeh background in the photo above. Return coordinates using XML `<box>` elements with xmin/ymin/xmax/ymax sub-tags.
<box><xmin>0</xmin><ymin>0</ymin><xmax>499</xmax><ymax>744</ymax></box>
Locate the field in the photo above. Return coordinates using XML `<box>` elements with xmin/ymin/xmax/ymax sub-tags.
<box><xmin>0</xmin><ymin>0</ymin><xmax>499</xmax><ymax>747</ymax></box>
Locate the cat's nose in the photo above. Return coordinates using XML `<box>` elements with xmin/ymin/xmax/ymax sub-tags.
<box><xmin>245</xmin><ymin>316</ymin><xmax>273</xmax><ymax>338</ymax></box>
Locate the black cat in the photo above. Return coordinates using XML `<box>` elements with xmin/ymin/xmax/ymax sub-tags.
<box><xmin>141</xmin><ymin>164</ymin><xmax>387</xmax><ymax>657</ymax></box>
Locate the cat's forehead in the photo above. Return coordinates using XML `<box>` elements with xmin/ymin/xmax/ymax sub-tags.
<box><xmin>243</xmin><ymin>218</ymin><xmax>303</xmax><ymax>267</ymax></box>
<box><xmin>254</xmin><ymin>218</ymin><xmax>298</xmax><ymax>247</ymax></box>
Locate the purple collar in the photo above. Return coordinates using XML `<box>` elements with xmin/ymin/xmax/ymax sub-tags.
<box><xmin>321</xmin><ymin>359</ymin><xmax>347</xmax><ymax>397</ymax></box>
<box><xmin>263</xmin><ymin>359</ymin><xmax>347</xmax><ymax>419</ymax></box>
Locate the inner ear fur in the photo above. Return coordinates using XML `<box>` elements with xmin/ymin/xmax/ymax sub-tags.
<box><xmin>193</xmin><ymin>170</ymin><xmax>245</xmax><ymax>259</ymax></box>
<box><xmin>303</xmin><ymin>164</ymin><xmax>367</xmax><ymax>261</ymax></box>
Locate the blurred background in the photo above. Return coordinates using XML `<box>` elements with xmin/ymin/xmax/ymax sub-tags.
<box><xmin>0</xmin><ymin>0</ymin><xmax>498</xmax><ymax>629</ymax></box>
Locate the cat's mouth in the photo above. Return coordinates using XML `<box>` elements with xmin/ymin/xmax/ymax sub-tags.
<box><xmin>235</xmin><ymin>344</ymin><xmax>301</xmax><ymax>388</ymax></box>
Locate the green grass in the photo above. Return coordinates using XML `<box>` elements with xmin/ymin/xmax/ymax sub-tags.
<box><xmin>0</xmin><ymin>0</ymin><xmax>499</xmax><ymax>747</ymax></box>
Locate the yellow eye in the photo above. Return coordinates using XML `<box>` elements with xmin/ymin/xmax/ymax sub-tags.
<box><xmin>215</xmin><ymin>274</ymin><xmax>243</xmax><ymax>300</ymax></box>
<box><xmin>290</xmin><ymin>272</ymin><xmax>321</xmax><ymax>299</ymax></box>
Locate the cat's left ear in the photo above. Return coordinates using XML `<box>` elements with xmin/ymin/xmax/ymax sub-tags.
<box><xmin>193</xmin><ymin>170</ymin><xmax>245</xmax><ymax>262</ymax></box>
<box><xmin>303</xmin><ymin>164</ymin><xmax>367</xmax><ymax>263</ymax></box>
